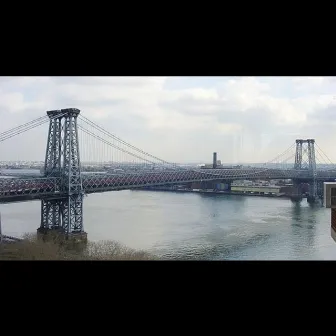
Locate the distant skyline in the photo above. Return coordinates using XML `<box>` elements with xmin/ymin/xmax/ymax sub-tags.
<box><xmin>0</xmin><ymin>76</ymin><xmax>335</xmax><ymax>164</ymax></box>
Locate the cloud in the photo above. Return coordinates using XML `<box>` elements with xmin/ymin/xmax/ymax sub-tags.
<box><xmin>0</xmin><ymin>76</ymin><xmax>335</xmax><ymax>164</ymax></box>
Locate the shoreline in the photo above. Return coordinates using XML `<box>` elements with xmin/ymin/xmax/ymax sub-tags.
<box><xmin>133</xmin><ymin>188</ymin><xmax>293</xmax><ymax>199</ymax></box>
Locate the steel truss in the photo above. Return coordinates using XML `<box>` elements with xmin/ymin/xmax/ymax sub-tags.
<box><xmin>0</xmin><ymin>177</ymin><xmax>60</xmax><ymax>198</ymax></box>
<box><xmin>80</xmin><ymin>168</ymin><xmax>336</xmax><ymax>193</ymax></box>
<box><xmin>1</xmin><ymin>168</ymin><xmax>336</xmax><ymax>199</ymax></box>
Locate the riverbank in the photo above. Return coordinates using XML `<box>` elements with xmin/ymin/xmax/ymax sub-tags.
<box><xmin>0</xmin><ymin>233</ymin><xmax>155</xmax><ymax>260</ymax></box>
<box><xmin>134</xmin><ymin>188</ymin><xmax>291</xmax><ymax>199</ymax></box>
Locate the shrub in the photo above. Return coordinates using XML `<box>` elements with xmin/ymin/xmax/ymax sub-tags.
<box><xmin>0</xmin><ymin>233</ymin><xmax>156</xmax><ymax>260</ymax></box>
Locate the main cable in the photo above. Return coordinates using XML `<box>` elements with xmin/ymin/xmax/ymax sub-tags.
<box><xmin>0</xmin><ymin>111</ymin><xmax>67</xmax><ymax>143</ymax></box>
<box><xmin>0</xmin><ymin>115</ymin><xmax>48</xmax><ymax>137</ymax></box>
<box><xmin>0</xmin><ymin>119</ymin><xmax>49</xmax><ymax>142</ymax></box>
<box><xmin>265</xmin><ymin>143</ymin><xmax>296</xmax><ymax>165</ymax></box>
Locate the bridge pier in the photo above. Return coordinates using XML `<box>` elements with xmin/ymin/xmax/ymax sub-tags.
<box><xmin>307</xmin><ymin>195</ymin><xmax>319</xmax><ymax>204</ymax></box>
<box><xmin>290</xmin><ymin>182</ymin><xmax>303</xmax><ymax>202</ymax></box>
<box><xmin>317</xmin><ymin>181</ymin><xmax>324</xmax><ymax>204</ymax></box>
<box><xmin>290</xmin><ymin>195</ymin><xmax>303</xmax><ymax>202</ymax></box>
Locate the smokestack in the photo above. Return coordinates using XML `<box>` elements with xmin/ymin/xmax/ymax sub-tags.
<box><xmin>213</xmin><ymin>152</ymin><xmax>217</xmax><ymax>169</ymax></box>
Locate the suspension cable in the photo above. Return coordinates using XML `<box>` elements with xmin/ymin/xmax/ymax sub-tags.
<box><xmin>78</xmin><ymin>125</ymin><xmax>158</xmax><ymax>165</ymax></box>
<box><xmin>316</xmin><ymin>143</ymin><xmax>334</xmax><ymax>165</ymax></box>
<box><xmin>79</xmin><ymin>115</ymin><xmax>175</xmax><ymax>166</ymax></box>
<box><xmin>265</xmin><ymin>143</ymin><xmax>296</xmax><ymax>165</ymax></box>
<box><xmin>0</xmin><ymin>115</ymin><xmax>48</xmax><ymax>137</ymax></box>
<box><xmin>0</xmin><ymin>119</ymin><xmax>48</xmax><ymax>142</ymax></box>
<box><xmin>0</xmin><ymin>111</ymin><xmax>67</xmax><ymax>143</ymax></box>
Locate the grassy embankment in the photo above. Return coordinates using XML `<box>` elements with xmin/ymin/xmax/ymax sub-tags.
<box><xmin>0</xmin><ymin>233</ymin><xmax>156</xmax><ymax>260</ymax></box>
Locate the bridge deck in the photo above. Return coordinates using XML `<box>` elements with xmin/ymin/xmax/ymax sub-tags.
<box><xmin>0</xmin><ymin>168</ymin><xmax>335</xmax><ymax>202</ymax></box>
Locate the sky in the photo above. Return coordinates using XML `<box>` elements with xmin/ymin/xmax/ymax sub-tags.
<box><xmin>0</xmin><ymin>76</ymin><xmax>335</xmax><ymax>164</ymax></box>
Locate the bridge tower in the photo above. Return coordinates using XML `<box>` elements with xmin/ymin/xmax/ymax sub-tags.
<box><xmin>293</xmin><ymin>139</ymin><xmax>318</xmax><ymax>204</ymax></box>
<box><xmin>37</xmin><ymin>108</ymin><xmax>87</xmax><ymax>243</ymax></box>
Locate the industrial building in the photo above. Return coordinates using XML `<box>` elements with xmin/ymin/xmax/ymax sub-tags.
<box><xmin>231</xmin><ymin>185</ymin><xmax>281</xmax><ymax>195</ymax></box>
<box><xmin>323</xmin><ymin>182</ymin><xmax>336</xmax><ymax>242</ymax></box>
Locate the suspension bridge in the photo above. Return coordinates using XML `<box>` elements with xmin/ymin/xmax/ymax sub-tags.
<box><xmin>1</xmin><ymin>108</ymin><xmax>336</xmax><ymax>243</ymax></box>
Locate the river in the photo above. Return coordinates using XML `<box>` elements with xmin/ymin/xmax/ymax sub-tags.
<box><xmin>1</xmin><ymin>189</ymin><xmax>335</xmax><ymax>260</ymax></box>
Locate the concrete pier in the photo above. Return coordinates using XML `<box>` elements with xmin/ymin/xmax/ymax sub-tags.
<box><xmin>307</xmin><ymin>195</ymin><xmax>320</xmax><ymax>204</ymax></box>
<box><xmin>290</xmin><ymin>195</ymin><xmax>303</xmax><ymax>202</ymax></box>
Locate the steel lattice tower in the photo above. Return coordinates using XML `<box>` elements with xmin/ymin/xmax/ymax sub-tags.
<box><xmin>293</xmin><ymin>139</ymin><xmax>318</xmax><ymax>203</ymax></box>
<box><xmin>307</xmin><ymin>139</ymin><xmax>317</xmax><ymax>199</ymax></box>
<box><xmin>294</xmin><ymin>139</ymin><xmax>303</xmax><ymax>170</ymax></box>
<box><xmin>38</xmin><ymin>108</ymin><xmax>86</xmax><ymax>242</ymax></box>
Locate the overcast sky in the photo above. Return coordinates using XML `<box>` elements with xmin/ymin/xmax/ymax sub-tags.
<box><xmin>0</xmin><ymin>76</ymin><xmax>335</xmax><ymax>164</ymax></box>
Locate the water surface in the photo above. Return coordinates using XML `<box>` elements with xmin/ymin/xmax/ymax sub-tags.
<box><xmin>1</xmin><ymin>190</ymin><xmax>335</xmax><ymax>260</ymax></box>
